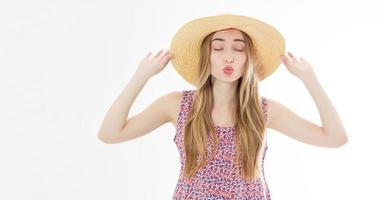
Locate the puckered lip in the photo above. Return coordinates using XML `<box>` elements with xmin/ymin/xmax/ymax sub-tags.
<box><xmin>223</xmin><ymin>66</ymin><xmax>234</xmax><ymax>70</ymax></box>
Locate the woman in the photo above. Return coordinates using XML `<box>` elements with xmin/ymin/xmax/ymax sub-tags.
<box><xmin>98</xmin><ymin>13</ymin><xmax>348</xmax><ymax>200</ymax></box>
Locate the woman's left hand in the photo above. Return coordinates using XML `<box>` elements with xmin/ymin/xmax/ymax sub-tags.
<box><xmin>280</xmin><ymin>52</ymin><xmax>315</xmax><ymax>82</ymax></box>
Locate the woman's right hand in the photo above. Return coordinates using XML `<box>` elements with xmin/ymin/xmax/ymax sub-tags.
<box><xmin>134</xmin><ymin>49</ymin><xmax>174</xmax><ymax>79</ymax></box>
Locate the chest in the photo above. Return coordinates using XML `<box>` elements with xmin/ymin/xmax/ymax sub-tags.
<box><xmin>211</xmin><ymin>108</ymin><xmax>236</xmax><ymax>127</ymax></box>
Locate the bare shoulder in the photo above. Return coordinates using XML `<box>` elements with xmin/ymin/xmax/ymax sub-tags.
<box><xmin>265</xmin><ymin>97</ymin><xmax>301</xmax><ymax>127</ymax></box>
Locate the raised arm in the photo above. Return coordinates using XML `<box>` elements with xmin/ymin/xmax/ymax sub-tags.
<box><xmin>268</xmin><ymin>52</ymin><xmax>349</xmax><ymax>148</ymax></box>
<box><xmin>97</xmin><ymin>49</ymin><xmax>173</xmax><ymax>144</ymax></box>
<box><xmin>267</xmin><ymin>97</ymin><xmax>348</xmax><ymax>148</ymax></box>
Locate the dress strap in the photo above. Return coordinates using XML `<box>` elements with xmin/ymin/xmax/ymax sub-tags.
<box><xmin>173</xmin><ymin>90</ymin><xmax>195</xmax><ymax>143</ymax></box>
<box><xmin>261</xmin><ymin>96</ymin><xmax>269</xmax><ymax>145</ymax></box>
<box><xmin>262</xmin><ymin>96</ymin><xmax>268</xmax><ymax>122</ymax></box>
<box><xmin>180</xmin><ymin>90</ymin><xmax>194</xmax><ymax>116</ymax></box>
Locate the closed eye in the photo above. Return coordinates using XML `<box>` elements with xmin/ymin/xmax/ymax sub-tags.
<box><xmin>213</xmin><ymin>48</ymin><xmax>244</xmax><ymax>52</ymax></box>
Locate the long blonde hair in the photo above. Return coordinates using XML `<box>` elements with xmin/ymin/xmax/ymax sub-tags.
<box><xmin>182</xmin><ymin>28</ymin><xmax>267</xmax><ymax>181</ymax></box>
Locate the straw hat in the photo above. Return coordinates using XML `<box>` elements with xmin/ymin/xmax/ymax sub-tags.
<box><xmin>169</xmin><ymin>13</ymin><xmax>285</xmax><ymax>87</ymax></box>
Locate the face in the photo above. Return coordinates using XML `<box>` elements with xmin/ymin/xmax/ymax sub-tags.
<box><xmin>210</xmin><ymin>28</ymin><xmax>247</xmax><ymax>83</ymax></box>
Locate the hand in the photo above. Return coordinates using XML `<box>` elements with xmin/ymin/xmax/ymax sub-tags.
<box><xmin>280</xmin><ymin>52</ymin><xmax>315</xmax><ymax>81</ymax></box>
<box><xmin>135</xmin><ymin>49</ymin><xmax>174</xmax><ymax>79</ymax></box>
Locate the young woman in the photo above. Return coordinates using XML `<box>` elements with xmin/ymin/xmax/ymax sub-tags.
<box><xmin>98</xmin><ymin>14</ymin><xmax>348</xmax><ymax>200</ymax></box>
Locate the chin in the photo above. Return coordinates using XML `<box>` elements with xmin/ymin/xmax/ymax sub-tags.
<box><xmin>216</xmin><ymin>75</ymin><xmax>241</xmax><ymax>83</ymax></box>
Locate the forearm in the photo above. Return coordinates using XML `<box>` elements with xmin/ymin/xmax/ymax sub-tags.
<box><xmin>98</xmin><ymin>72</ymin><xmax>150</xmax><ymax>139</ymax></box>
<box><xmin>301</xmin><ymin>74</ymin><xmax>348</xmax><ymax>141</ymax></box>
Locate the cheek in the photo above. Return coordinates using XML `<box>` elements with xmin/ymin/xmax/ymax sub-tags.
<box><xmin>239</xmin><ymin>56</ymin><xmax>247</xmax><ymax>66</ymax></box>
<box><xmin>236</xmin><ymin>58</ymin><xmax>247</xmax><ymax>75</ymax></box>
<box><xmin>239</xmin><ymin>54</ymin><xmax>247</xmax><ymax>62</ymax></box>
<box><xmin>238</xmin><ymin>65</ymin><xmax>246</xmax><ymax>75</ymax></box>
<box><xmin>210</xmin><ymin>53</ymin><xmax>219</xmax><ymax>62</ymax></box>
<box><xmin>210</xmin><ymin>55</ymin><xmax>222</xmax><ymax>68</ymax></box>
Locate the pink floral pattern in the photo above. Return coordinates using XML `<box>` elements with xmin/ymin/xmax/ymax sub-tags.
<box><xmin>172</xmin><ymin>89</ymin><xmax>271</xmax><ymax>200</ymax></box>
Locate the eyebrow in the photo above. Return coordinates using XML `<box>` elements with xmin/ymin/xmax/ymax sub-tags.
<box><xmin>211</xmin><ymin>38</ymin><xmax>245</xmax><ymax>43</ymax></box>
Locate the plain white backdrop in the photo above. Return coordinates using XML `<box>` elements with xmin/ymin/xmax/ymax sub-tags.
<box><xmin>1</xmin><ymin>0</ymin><xmax>384</xmax><ymax>199</ymax></box>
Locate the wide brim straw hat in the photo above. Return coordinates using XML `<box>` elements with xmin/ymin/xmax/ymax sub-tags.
<box><xmin>169</xmin><ymin>13</ymin><xmax>285</xmax><ymax>87</ymax></box>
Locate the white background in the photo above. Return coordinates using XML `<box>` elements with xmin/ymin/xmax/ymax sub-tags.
<box><xmin>1</xmin><ymin>0</ymin><xmax>384</xmax><ymax>199</ymax></box>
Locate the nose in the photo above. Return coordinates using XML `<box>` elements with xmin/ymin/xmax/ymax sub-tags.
<box><xmin>225</xmin><ymin>57</ymin><xmax>234</xmax><ymax>64</ymax></box>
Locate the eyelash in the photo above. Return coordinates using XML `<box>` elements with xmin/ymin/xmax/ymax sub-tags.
<box><xmin>213</xmin><ymin>48</ymin><xmax>244</xmax><ymax>52</ymax></box>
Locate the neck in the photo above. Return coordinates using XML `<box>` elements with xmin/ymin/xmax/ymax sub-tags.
<box><xmin>212</xmin><ymin>82</ymin><xmax>237</xmax><ymax>110</ymax></box>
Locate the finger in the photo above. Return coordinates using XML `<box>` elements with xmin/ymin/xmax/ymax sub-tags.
<box><xmin>156</xmin><ymin>50</ymin><xmax>170</xmax><ymax>62</ymax></box>
<box><xmin>159</xmin><ymin>53</ymin><xmax>172</xmax><ymax>66</ymax></box>
<box><xmin>152</xmin><ymin>50</ymin><xmax>164</xmax><ymax>60</ymax></box>
<box><xmin>161</xmin><ymin>49</ymin><xmax>170</xmax><ymax>58</ymax></box>
<box><xmin>162</xmin><ymin>53</ymin><xmax>172</xmax><ymax>64</ymax></box>
<box><xmin>166</xmin><ymin>49</ymin><xmax>175</xmax><ymax>59</ymax></box>
<box><xmin>288</xmin><ymin>52</ymin><xmax>299</xmax><ymax>62</ymax></box>
<box><xmin>280</xmin><ymin>54</ymin><xmax>289</xmax><ymax>61</ymax></box>
<box><xmin>299</xmin><ymin>57</ymin><xmax>306</xmax><ymax>62</ymax></box>
<box><xmin>146</xmin><ymin>52</ymin><xmax>152</xmax><ymax>58</ymax></box>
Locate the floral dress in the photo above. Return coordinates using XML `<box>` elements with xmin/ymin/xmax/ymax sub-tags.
<box><xmin>172</xmin><ymin>89</ymin><xmax>271</xmax><ymax>200</ymax></box>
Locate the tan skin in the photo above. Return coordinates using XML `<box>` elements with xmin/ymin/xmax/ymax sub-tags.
<box><xmin>99</xmin><ymin>29</ymin><xmax>348</xmax><ymax>148</ymax></box>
